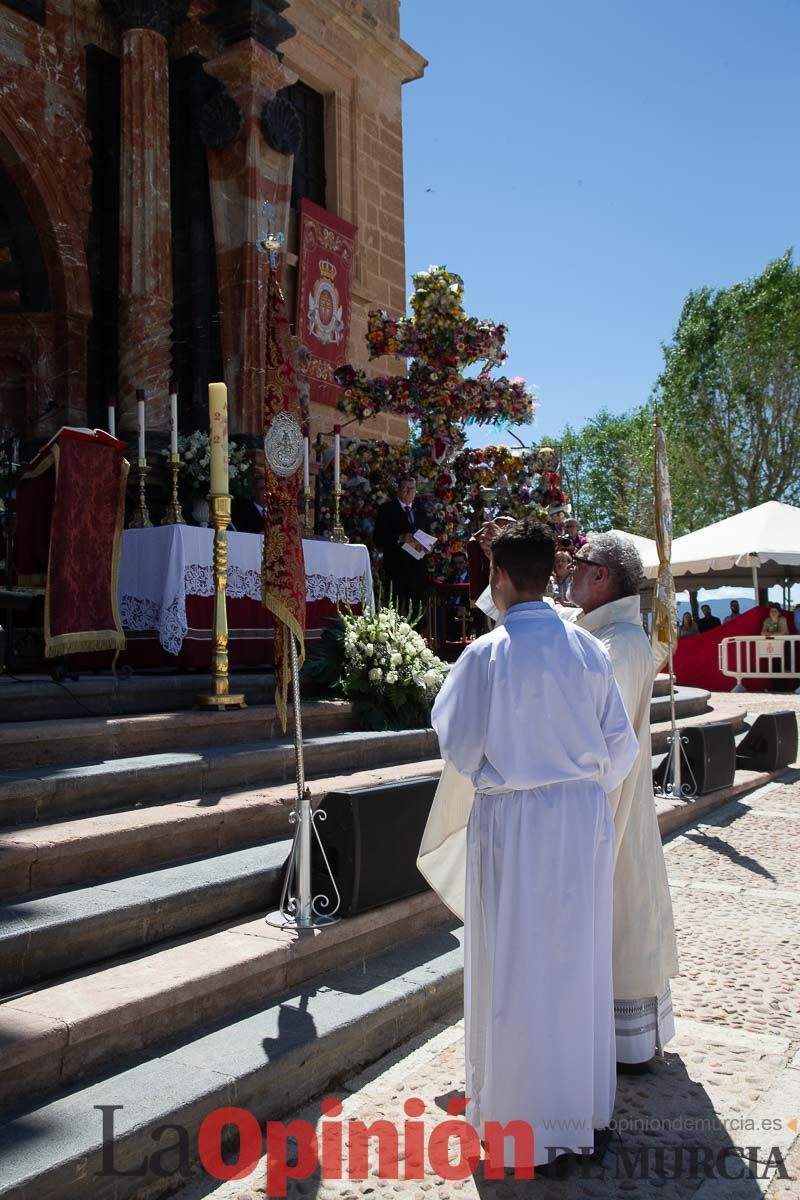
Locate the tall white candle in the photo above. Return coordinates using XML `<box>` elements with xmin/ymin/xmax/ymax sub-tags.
<box><xmin>208</xmin><ymin>382</ymin><xmax>229</xmax><ymax>495</ymax></box>
<box><xmin>169</xmin><ymin>379</ymin><xmax>178</xmax><ymax>457</ymax></box>
<box><xmin>108</xmin><ymin>396</ymin><xmax>116</xmax><ymax>439</ymax></box>
<box><xmin>303</xmin><ymin>437</ymin><xmax>310</xmax><ymax>489</ymax></box>
<box><xmin>333</xmin><ymin>425</ymin><xmax>341</xmax><ymax>488</ymax></box>
<box><xmin>136</xmin><ymin>389</ymin><xmax>146</xmax><ymax>462</ymax></box>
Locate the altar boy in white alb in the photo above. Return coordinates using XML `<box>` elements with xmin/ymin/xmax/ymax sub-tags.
<box><xmin>431</xmin><ymin>520</ymin><xmax>639</xmax><ymax>1169</ymax></box>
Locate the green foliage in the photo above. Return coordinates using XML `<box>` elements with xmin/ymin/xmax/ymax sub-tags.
<box><xmin>550</xmin><ymin>409</ymin><xmax>654</xmax><ymax>534</ymax></box>
<box><xmin>656</xmin><ymin>250</ymin><xmax>800</xmax><ymax>522</ymax></box>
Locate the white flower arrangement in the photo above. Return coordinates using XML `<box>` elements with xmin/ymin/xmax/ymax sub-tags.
<box><xmin>338</xmin><ymin>603</ymin><xmax>449</xmax><ymax>728</ymax></box>
<box><xmin>165</xmin><ymin>432</ymin><xmax>252</xmax><ymax>498</ymax></box>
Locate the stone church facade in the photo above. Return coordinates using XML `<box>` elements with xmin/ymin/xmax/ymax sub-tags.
<box><xmin>0</xmin><ymin>0</ymin><xmax>424</xmax><ymax>453</ymax></box>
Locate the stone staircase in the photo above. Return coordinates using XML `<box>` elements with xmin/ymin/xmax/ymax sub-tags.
<box><xmin>0</xmin><ymin>692</ymin><xmax>458</xmax><ymax>1200</ymax></box>
<box><xmin>0</xmin><ymin>670</ymin><xmax>741</xmax><ymax>1200</ymax></box>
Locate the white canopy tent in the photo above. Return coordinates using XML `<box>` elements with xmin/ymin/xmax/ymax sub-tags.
<box><xmin>641</xmin><ymin>501</ymin><xmax>800</xmax><ymax>594</ymax></box>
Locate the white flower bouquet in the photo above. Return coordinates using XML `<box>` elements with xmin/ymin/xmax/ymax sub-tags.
<box><xmin>166</xmin><ymin>431</ymin><xmax>253</xmax><ymax>499</ymax></box>
<box><xmin>311</xmin><ymin>601</ymin><xmax>449</xmax><ymax>729</ymax></box>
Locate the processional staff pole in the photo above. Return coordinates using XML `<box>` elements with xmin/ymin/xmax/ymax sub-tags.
<box><xmin>257</xmin><ymin>200</ymin><xmax>339</xmax><ymax>930</ymax></box>
<box><xmin>653</xmin><ymin>411</ymin><xmax>695</xmax><ymax>800</ymax></box>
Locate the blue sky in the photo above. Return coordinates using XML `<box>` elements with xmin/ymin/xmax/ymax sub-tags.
<box><xmin>399</xmin><ymin>0</ymin><xmax>800</xmax><ymax>447</ymax></box>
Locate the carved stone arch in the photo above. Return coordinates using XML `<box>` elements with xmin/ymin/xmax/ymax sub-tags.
<box><xmin>0</xmin><ymin>108</ymin><xmax>91</xmax><ymax>435</ymax></box>
<box><xmin>0</xmin><ymin>120</ymin><xmax>91</xmax><ymax>321</ymax></box>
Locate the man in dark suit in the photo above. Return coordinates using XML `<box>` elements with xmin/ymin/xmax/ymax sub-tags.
<box><xmin>231</xmin><ymin>464</ymin><xmax>267</xmax><ymax>533</ymax></box>
<box><xmin>373</xmin><ymin>475</ymin><xmax>433</xmax><ymax>612</ymax></box>
<box><xmin>697</xmin><ymin>603</ymin><xmax>721</xmax><ymax>633</ymax></box>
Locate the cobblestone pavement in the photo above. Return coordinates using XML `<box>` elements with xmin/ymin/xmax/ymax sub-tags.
<box><xmin>179</xmin><ymin>759</ymin><xmax>800</xmax><ymax>1200</ymax></box>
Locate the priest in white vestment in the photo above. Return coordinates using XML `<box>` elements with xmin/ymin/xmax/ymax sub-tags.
<box><xmin>430</xmin><ymin>519</ymin><xmax>639</xmax><ymax>1170</ymax></box>
<box><xmin>568</xmin><ymin>532</ymin><xmax>679</xmax><ymax>1068</ymax></box>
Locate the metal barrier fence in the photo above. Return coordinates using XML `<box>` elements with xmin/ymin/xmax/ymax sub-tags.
<box><xmin>718</xmin><ymin>635</ymin><xmax>800</xmax><ymax>693</ymax></box>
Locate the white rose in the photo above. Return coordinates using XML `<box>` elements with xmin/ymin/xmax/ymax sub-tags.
<box><xmin>368</xmin><ymin>667</ymin><xmax>382</xmax><ymax>682</ymax></box>
<box><xmin>385</xmin><ymin>671</ymin><xmax>397</xmax><ymax>684</ymax></box>
<box><xmin>364</xmin><ymin>644</ymin><xmax>374</xmax><ymax>657</ymax></box>
<box><xmin>390</xmin><ymin>653</ymin><xmax>402</xmax><ymax>667</ymax></box>
<box><xmin>422</xmin><ymin>670</ymin><xmax>440</xmax><ymax>689</ymax></box>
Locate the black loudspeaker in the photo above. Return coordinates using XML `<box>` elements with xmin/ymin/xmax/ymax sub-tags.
<box><xmin>736</xmin><ymin>711</ymin><xmax>798</xmax><ymax>772</ymax></box>
<box><xmin>310</xmin><ymin>775</ymin><xmax>439</xmax><ymax>917</ymax></box>
<box><xmin>654</xmin><ymin>721</ymin><xmax>736</xmax><ymax>795</ymax></box>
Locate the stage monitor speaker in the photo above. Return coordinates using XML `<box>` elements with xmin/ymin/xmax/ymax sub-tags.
<box><xmin>653</xmin><ymin>721</ymin><xmax>736</xmax><ymax>796</ymax></box>
<box><xmin>735</xmin><ymin>711</ymin><xmax>798</xmax><ymax>772</ymax></box>
<box><xmin>310</xmin><ymin>775</ymin><xmax>439</xmax><ymax>918</ymax></box>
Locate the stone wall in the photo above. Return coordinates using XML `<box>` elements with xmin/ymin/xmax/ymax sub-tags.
<box><xmin>0</xmin><ymin>0</ymin><xmax>425</xmax><ymax>450</ymax></box>
<box><xmin>281</xmin><ymin>0</ymin><xmax>425</xmax><ymax>447</ymax></box>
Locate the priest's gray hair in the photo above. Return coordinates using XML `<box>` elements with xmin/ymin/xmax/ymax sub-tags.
<box><xmin>587</xmin><ymin>532</ymin><xmax>643</xmax><ymax>598</ymax></box>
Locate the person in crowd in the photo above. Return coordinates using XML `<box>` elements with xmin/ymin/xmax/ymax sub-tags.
<box><xmin>373</xmin><ymin>475</ymin><xmax>433</xmax><ymax>612</ymax></box>
<box><xmin>678</xmin><ymin>612</ymin><xmax>698</xmax><ymax>639</ymax></box>
<box><xmin>231</xmin><ymin>464</ymin><xmax>267</xmax><ymax>533</ymax></box>
<box><xmin>444</xmin><ymin>550</ymin><xmax>471</xmax><ymax>640</ymax></box>
<box><xmin>760</xmin><ymin>605</ymin><xmax>791</xmax><ymax>679</ymax></box>
<box><xmin>697</xmin><ymin>603</ymin><xmax>722</xmax><ymax>633</ymax></box>
<box><xmin>430</xmin><ymin>518</ymin><xmax>638</xmax><ymax>1171</ymax></box>
<box><xmin>761</xmin><ymin>605</ymin><xmax>789</xmax><ymax>636</ymax></box>
<box><xmin>564</xmin><ymin>517</ymin><xmax>587</xmax><ymax>553</ymax></box>
<box><xmin>448</xmin><ymin>550</ymin><xmax>469</xmax><ymax>583</ymax></box>
<box><xmin>548</xmin><ymin>549</ymin><xmax>575</xmax><ymax>605</ymax></box>
<box><xmin>569</xmin><ymin>532</ymin><xmax>679</xmax><ymax>1072</ymax></box>
<box><xmin>723</xmin><ymin>600</ymin><xmax>741</xmax><ymax>623</ymax></box>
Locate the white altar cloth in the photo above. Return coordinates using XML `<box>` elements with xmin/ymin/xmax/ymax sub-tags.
<box><xmin>119</xmin><ymin>526</ymin><xmax>374</xmax><ymax>656</ymax></box>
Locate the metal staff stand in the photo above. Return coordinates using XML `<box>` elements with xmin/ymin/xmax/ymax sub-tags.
<box><xmin>657</xmin><ymin>637</ymin><xmax>697</xmax><ymax>800</ymax></box>
<box><xmin>266</xmin><ymin>631</ymin><xmax>340</xmax><ymax>929</ymax></box>
<box><xmin>257</xmin><ymin>201</ymin><xmax>340</xmax><ymax>930</ymax></box>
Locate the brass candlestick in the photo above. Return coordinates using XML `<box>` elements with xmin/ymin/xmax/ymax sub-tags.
<box><xmin>302</xmin><ymin>486</ymin><xmax>313</xmax><ymax>537</ymax></box>
<box><xmin>196</xmin><ymin>493</ymin><xmax>246</xmax><ymax>710</ymax></box>
<box><xmin>129</xmin><ymin>460</ymin><xmax>152</xmax><ymax>528</ymax></box>
<box><xmin>161</xmin><ymin>455</ymin><xmax>185</xmax><ymax>525</ymax></box>
<box><xmin>331</xmin><ymin>484</ymin><xmax>348</xmax><ymax>544</ymax></box>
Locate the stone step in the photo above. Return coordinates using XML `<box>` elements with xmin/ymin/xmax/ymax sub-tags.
<box><xmin>0</xmin><ymin>890</ymin><xmax>452</xmax><ymax>1118</ymax></box>
<box><xmin>0</xmin><ymin>727</ymin><xmax>440</xmax><ymax>825</ymax></box>
<box><xmin>0</xmin><ymin>670</ymin><xmax>278</xmax><ymax>724</ymax></box>
<box><xmin>0</xmin><ymin>758</ymin><xmax>444</xmax><ymax>899</ymax></box>
<box><xmin>653</xmin><ymin>673</ymin><xmax>671</xmax><ymax>697</ymax></box>
<box><xmin>650</xmin><ymin>684</ymin><xmax>711</xmax><ymax>725</ymax></box>
<box><xmin>0</xmin><ymin>701</ymin><xmax>354</xmax><ymax>770</ymax></box>
<box><xmin>0</xmin><ymin>842</ymin><xmax>289</xmax><ymax>995</ymax></box>
<box><xmin>651</xmin><ymin>706</ymin><xmax>747</xmax><ymax>754</ymax></box>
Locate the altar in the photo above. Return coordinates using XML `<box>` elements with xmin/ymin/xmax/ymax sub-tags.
<box><xmin>119</xmin><ymin>526</ymin><xmax>373</xmax><ymax>668</ymax></box>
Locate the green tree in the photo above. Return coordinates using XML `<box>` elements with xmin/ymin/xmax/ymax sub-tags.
<box><xmin>656</xmin><ymin>250</ymin><xmax>800</xmax><ymax>521</ymax></box>
<box><xmin>548</xmin><ymin>408</ymin><xmax>654</xmax><ymax>534</ymax></box>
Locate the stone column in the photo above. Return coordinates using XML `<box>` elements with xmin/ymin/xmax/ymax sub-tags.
<box><xmin>104</xmin><ymin>1</ymin><xmax>185</xmax><ymax>432</ymax></box>
<box><xmin>201</xmin><ymin>1</ymin><xmax>297</xmax><ymax>437</ymax></box>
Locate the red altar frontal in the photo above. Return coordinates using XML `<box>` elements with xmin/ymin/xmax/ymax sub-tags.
<box><xmin>118</xmin><ymin>527</ymin><xmax>374</xmax><ymax>668</ymax></box>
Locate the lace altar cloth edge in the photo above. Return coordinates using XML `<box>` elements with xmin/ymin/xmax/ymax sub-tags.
<box><xmin>118</xmin><ymin>526</ymin><xmax>374</xmax><ymax>657</ymax></box>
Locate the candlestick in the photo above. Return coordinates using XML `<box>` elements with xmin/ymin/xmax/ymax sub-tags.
<box><xmin>331</xmin><ymin>484</ymin><xmax>348</xmax><ymax>544</ymax></box>
<box><xmin>169</xmin><ymin>378</ymin><xmax>178</xmax><ymax>458</ymax></box>
<box><xmin>303</xmin><ymin>436</ymin><xmax>310</xmax><ymax>490</ymax></box>
<box><xmin>195</xmin><ymin>493</ymin><xmax>246</xmax><ymax>710</ymax></box>
<box><xmin>161</xmin><ymin>455</ymin><xmax>185</xmax><ymax>525</ymax></box>
<box><xmin>208</xmin><ymin>382</ymin><xmax>228</xmax><ymax>495</ymax></box>
<box><xmin>128</xmin><ymin>460</ymin><xmax>152</xmax><ymax>528</ymax></box>
<box><xmin>136</xmin><ymin>388</ymin><xmax>146</xmax><ymax>462</ymax></box>
<box><xmin>333</xmin><ymin>425</ymin><xmax>341</xmax><ymax>488</ymax></box>
<box><xmin>108</xmin><ymin>394</ymin><xmax>116</xmax><ymax>439</ymax></box>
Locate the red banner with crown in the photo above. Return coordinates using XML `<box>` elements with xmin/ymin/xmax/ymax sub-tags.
<box><xmin>296</xmin><ymin>197</ymin><xmax>357</xmax><ymax>408</ymax></box>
